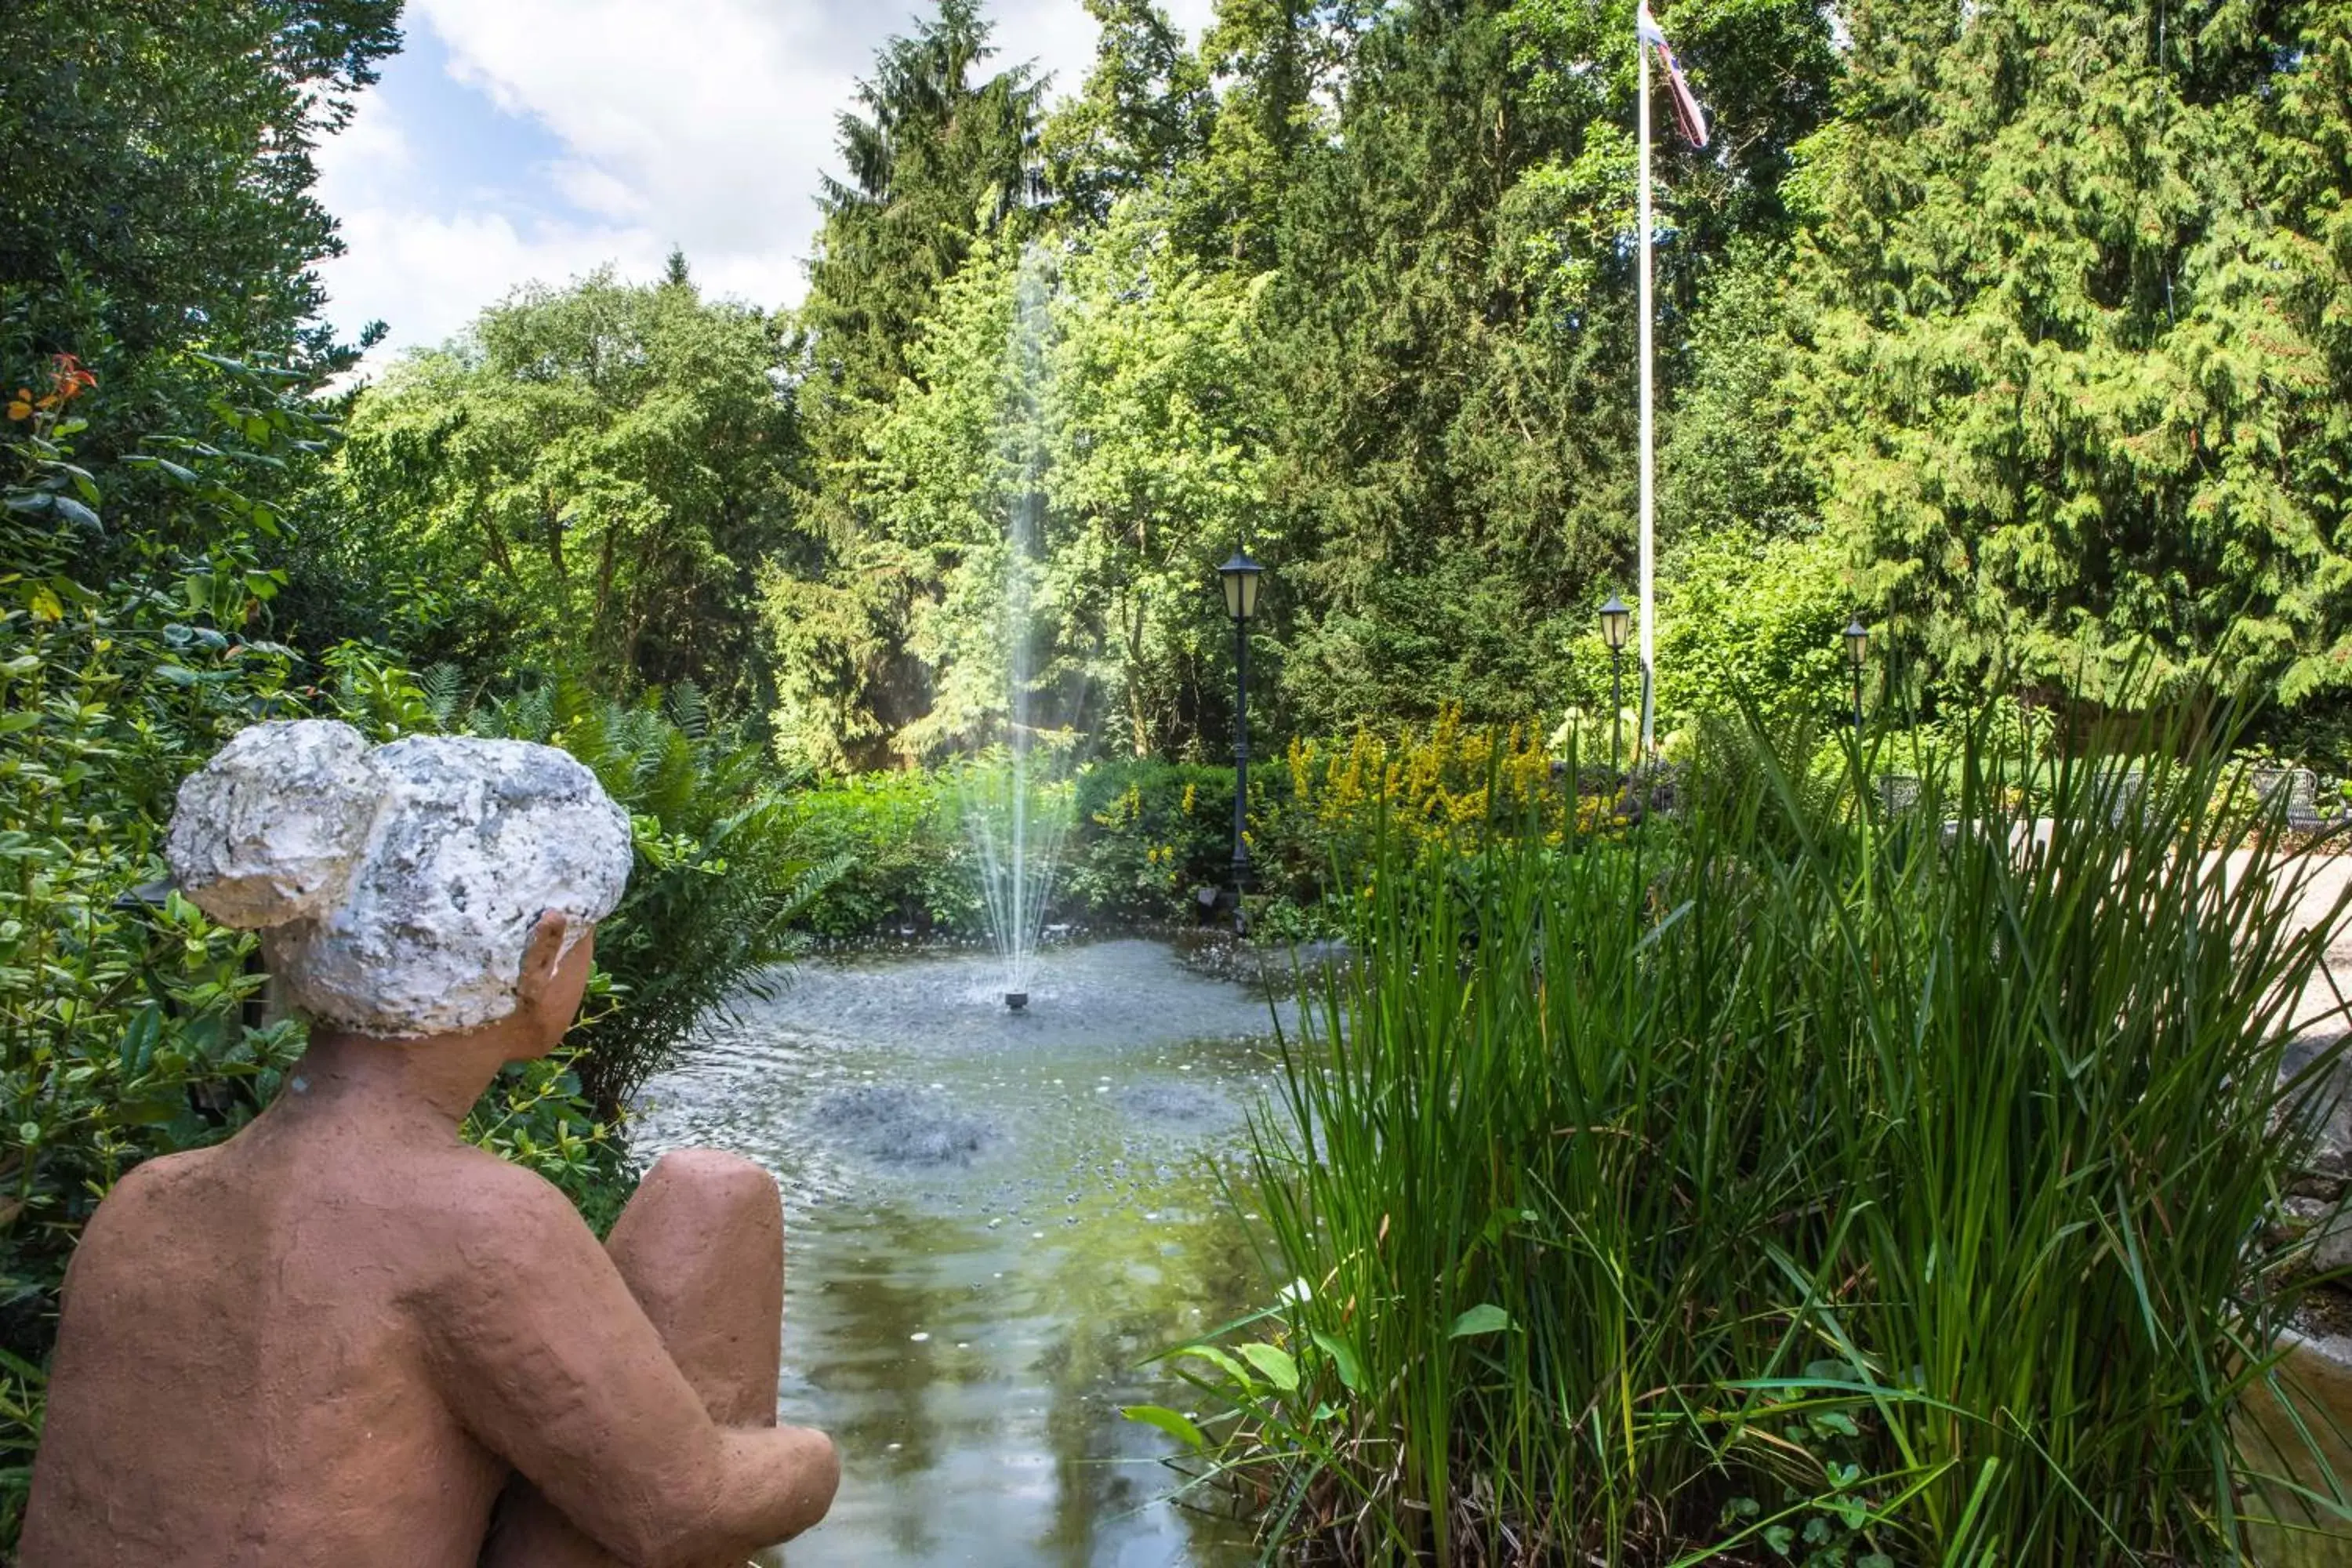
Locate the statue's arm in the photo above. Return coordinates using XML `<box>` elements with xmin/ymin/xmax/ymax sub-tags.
<box><xmin>420</xmin><ymin>1171</ymin><xmax>837</xmax><ymax>1566</ymax></box>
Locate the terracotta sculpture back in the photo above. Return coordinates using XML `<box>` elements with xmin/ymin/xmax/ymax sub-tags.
<box><xmin>19</xmin><ymin>723</ymin><xmax>837</xmax><ymax>1565</ymax></box>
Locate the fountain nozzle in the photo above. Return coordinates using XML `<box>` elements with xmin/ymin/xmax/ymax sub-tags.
<box><xmin>1004</xmin><ymin>992</ymin><xmax>1029</xmax><ymax>1011</ymax></box>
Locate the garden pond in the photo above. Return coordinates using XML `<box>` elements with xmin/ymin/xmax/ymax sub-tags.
<box><xmin>628</xmin><ymin>933</ymin><xmax>2352</xmax><ymax>1567</ymax></box>
<box><xmin>631</xmin><ymin>938</ymin><xmax>1301</xmax><ymax>1566</ymax></box>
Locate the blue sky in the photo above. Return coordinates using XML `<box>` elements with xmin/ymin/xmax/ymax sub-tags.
<box><xmin>315</xmin><ymin>0</ymin><xmax>1214</xmax><ymax>373</ymax></box>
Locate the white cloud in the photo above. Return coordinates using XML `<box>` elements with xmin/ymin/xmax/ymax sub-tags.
<box><xmin>315</xmin><ymin>0</ymin><xmax>1225</xmax><ymax>376</ymax></box>
<box><xmin>325</xmin><ymin>97</ymin><xmax>416</xmax><ymax>180</ymax></box>
<box><xmin>324</xmin><ymin>205</ymin><xmax>672</xmax><ymax>361</ymax></box>
<box><xmin>547</xmin><ymin>160</ymin><xmax>652</xmax><ymax>223</ymax></box>
<box><xmin>417</xmin><ymin>0</ymin><xmax>855</xmax><ymax>266</ymax></box>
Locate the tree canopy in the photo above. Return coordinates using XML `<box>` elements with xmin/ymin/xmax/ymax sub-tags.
<box><xmin>1783</xmin><ymin>0</ymin><xmax>2352</xmax><ymax>711</ymax></box>
<box><xmin>750</xmin><ymin>0</ymin><xmax>2352</xmax><ymax>764</ymax></box>
<box><xmin>0</xmin><ymin>0</ymin><xmax>400</xmax><ymax>399</ymax></box>
<box><xmin>327</xmin><ymin>268</ymin><xmax>802</xmax><ymax>705</ymax></box>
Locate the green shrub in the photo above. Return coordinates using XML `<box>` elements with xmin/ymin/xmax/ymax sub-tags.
<box><xmin>0</xmin><ymin>345</ymin><xmax>341</xmax><ymax>1534</ymax></box>
<box><xmin>1163</xmin><ymin>704</ymin><xmax>2350</xmax><ymax>1564</ymax></box>
<box><xmin>0</xmin><ymin>613</ymin><xmax>311</xmax><ymax>1535</ymax></box>
<box><xmin>773</xmin><ymin>754</ymin><xmax>1327</xmax><ymax>936</ymax></box>
<box><xmin>1548</xmin><ymin>530</ymin><xmax>1854</xmax><ymax>747</ymax></box>
<box><xmin>781</xmin><ymin>770</ymin><xmax>980</xmax><ymax>938</ymax></box>
<box><xmin>1065</xmin><ymin>758</ymin><xmax>1240</xmax><ymax>924</ymax></box>
<box><xmin>463</xmin><ymin>1052</ymin><xmax>636</xmax><ymax>1237</ymax></box>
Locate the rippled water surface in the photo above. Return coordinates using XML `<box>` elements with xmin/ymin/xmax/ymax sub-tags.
<box><xmin>632</xmin><ymin>939</ymin><xmax>1297</xmax><ymax>1567</ymax></box>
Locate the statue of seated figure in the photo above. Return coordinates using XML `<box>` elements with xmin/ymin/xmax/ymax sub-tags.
<box><xmin>20</xmin><ymin>720</ymin><xmax>837</xmax><ymax>1566</ymax></box>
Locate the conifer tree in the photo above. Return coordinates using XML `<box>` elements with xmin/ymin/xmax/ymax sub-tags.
<box><xmin>1042</xmin><ymin>0</ymin><xmax>1217</xmax><ymax>228</ymax></box>
<box><xmin>1258</xmin><ymin>0</ymin><xmax>1834</xmax><ymax>729</ymax></box>
<box><xmin>1787</xmin><ymin>0</ymin><xmax>2352</xmax><ymax>709</ymax></box>
<box><xmin>782</xmin><ymin>0</ymin><xmax>1050</xmax><ymax>765</ymax></box>
<box><xmin>1181</xmin><ymin>0</ymin><xmax>1354</xmax><ymax>268</ymax></box>
<box><xmin>799</xmin><ymin>0</ymin><xmax>1047</xmax><ymax>485</ymax></box>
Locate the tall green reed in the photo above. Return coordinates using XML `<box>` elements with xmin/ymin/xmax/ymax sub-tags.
<box><xmin>1195</xmin><ymin>707</ymin><xmax>2349</xmax><ymax>1564</ymax></box>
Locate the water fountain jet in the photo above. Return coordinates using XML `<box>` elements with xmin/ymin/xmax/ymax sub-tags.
<box><xmin>958</xmin><ymin>246</ymin><xmax>1079</xmax><ymax>1008</ymax></box>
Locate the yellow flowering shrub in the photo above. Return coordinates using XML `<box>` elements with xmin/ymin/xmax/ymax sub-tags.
<box><xmin>1283</xmin><ymin>706</ymin><xmax>1571</xmax><ymax>855</ymax></box>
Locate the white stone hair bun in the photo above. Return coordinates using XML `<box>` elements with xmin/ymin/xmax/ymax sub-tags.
<box><xmin>165</xmin><ymin>722</ymin><xmax>635</xmax><ymax>1039</ymax></box>
<box><xmin>165</xmin><ymin>720</ymin><xmax>383</xmax><ymax>931</ymax></box>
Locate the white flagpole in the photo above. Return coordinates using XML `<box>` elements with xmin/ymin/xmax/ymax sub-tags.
<box><xmin>1637</xmin><ymin>12</ymin><xmax>1657</xmax><ymax>757</ymax></box>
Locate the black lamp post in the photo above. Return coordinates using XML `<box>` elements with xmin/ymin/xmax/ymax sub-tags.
<box><xmin>1219</xmin><ymin>550</ymin><xmax>1265</xmax><ymax>935</ymax></box>
<box><xmin>1843</xmin><ymin>616</ymin><xmax>1870</xmax><ymax>738</ymax></box>
<box><xmin>1599</xmin><ymin>593</ymin><xmax>1632</xmax><ymax>783</ymax></box>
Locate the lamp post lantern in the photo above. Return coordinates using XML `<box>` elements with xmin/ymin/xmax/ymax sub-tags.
<box><xmin>1219</xmin><ymin>550</ymin><xmax>1265</xmax><ymax>935</ymax></box>
<box><xmin>1599</xmin><ymin>594</ymin><xmax>1632</xmax><ymax>784</ymax></box>
<box><xmin>1843</xmin><ymin>616</ymin><xmax>1869</xmax><ymax>738</ymax></box>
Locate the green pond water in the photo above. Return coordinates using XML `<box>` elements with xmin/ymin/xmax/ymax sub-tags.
<box><xmin>631</xmin><ymin>938</ymin><xmax>1291</xmax><ymax>1566</ymax></box>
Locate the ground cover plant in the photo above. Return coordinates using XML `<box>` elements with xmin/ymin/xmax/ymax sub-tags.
<box><xmin>1151</xmin><ymin>711</ymin><xmax>2352</xmax><ymax>1564</ymax></box>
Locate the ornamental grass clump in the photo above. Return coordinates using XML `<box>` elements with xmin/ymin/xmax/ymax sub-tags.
<box><xmin>1181</xmin><ymin>708</ymin><xmax>2350</xmax><ymax>1565</ymax></box>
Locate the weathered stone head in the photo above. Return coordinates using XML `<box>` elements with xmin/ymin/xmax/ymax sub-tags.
<box><xmin>163</xmin><ymin>719</ymin><xmax>634</xmax><ymax>1036</ymax></box>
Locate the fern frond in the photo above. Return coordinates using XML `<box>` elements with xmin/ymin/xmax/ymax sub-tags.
<box><xmin>420</xmin><ymin>662</ymin><xmax>470</xmax><ymax>729</ymax></box>
<box><xmin>668</xmin><ymin>680</ymin><xmax>710</xmax><ymax>741</ymax></box>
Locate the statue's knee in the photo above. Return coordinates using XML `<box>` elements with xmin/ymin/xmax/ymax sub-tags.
<box><xmin>606</xmin><ymin>1151</ymin><xmax>783</xmax><ymax>1331</ymax></box>
<box><xmin>619</xmin><ymin>1150</ymin><xmax>781</xmax><ymax>1248</ymax></box>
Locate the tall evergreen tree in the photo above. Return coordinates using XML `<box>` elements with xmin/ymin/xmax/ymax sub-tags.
<box><xmin>799</xmin><ymin>0</ymin><xmax>1046</xmax><ymax>473</ymax></box>
<box><xmin>1785</xmin><ymin>0</ymin><xmax>2352</xmax><ymax>710</ymax></box>
<box><xmin>1257</xmin><ymin>0</ymin><xmax>1835</xmax><ymax>731</ymax></box>
<box><xmin>1042</xmin><ymin>0</ymin><xmax>1218</xmax><ymax>228</ymax></box>
<box><xmin>781</xmin><ymin>0</ymin><xmax>1049</xmax><ymax>766</ymax></box>
<box><xmin>1180</xmin><ymin>0</ymin><xmax>1358</xmax><ymax>268</ymax></box>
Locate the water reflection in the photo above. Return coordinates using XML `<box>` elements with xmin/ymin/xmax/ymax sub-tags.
<box><xmin>632</xmin><ymin>939</ymin><xmax>1289</xmax><ymax>1566</ymax></box>
<box><xmin>2245</xmin><ymin>1335</ymin><xmax>2352</xmax><ymax>1567</ymax></box>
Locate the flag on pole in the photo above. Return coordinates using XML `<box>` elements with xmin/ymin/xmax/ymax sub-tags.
<box><xmin>1636</xmin><ymin>5</ymin><xmax>1710</xmax><ymax>149</ymax></box>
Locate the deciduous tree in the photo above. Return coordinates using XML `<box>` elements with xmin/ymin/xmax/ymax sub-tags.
<box><xmin>331</xmin><ymin>269</ymin><xmax>800</xmax><ymax>702</ymax></box>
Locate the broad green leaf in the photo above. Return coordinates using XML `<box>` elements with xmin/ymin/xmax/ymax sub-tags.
<box><xmin>1449</xmin><ymin>1304</ymin><xmax>1515</xmax><ymax>1338</ymax></box>
<box><xmin>1175</xmin><ymin>1345</ymin><xmax>1253</xmax><ymax>1388</ymax></box>
<box><xmin>50</xmin><ymin>495</ymin><xmax>100</xmax><ymax>532</ymax></box>
<box><xmin>1311</xmin><ymin>1330</ymin><xmax>1364</xmax><ymax>1395</ymax></box>
<box><xmin>1238</xmin><ymin>1342</ymin><xmax>1299</xmax><ymax>1393</ymax></box>
<box><xmin>1120</xmin><ymin>1404</ymin><xmax>1207</xmax><ymax>1450</ymax></box>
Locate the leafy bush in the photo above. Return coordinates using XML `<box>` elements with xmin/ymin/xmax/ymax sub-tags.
<box><xmin>1549</xmin><ymin>529</ymin><xmax>1856</xmax><ymax>750</ymax></box>
<box><xmin>1279</xmin><ymin>706</ymin><xmax>1565</xmax><ymax>880</ymax></box>
<box><xmin>0</xmin><ymin>351</ymin><xmax>328</xmax><ymax>1532</ymax></box>
<box><xmin>1065</xmin><ymin>758</ymin><xmax>1240</xmax><ymax>924</ymax></box>
<box><xmin>775</xmin><ymin>717</ymin><xmax>1594</xmax><ymax>939</ymax></box>
<box><xmin>781</xmin><ymin>770</ymin><xmax>981</xmax><ymax>939</ymax></box>
<box><xmin>462</xmin><ymin>1052</ymin><xmax>635</xmax><ymax>1237</ymax></box>
<box><xmin>1161</xmin><ymin>705</ymin><xmax>2350</xmax><ymax>1564</ymax></box>
<box><xmin>489</xmin><ymin>683</ymin><xmax>845</xmax><ymax>1119</ymax></box>
<box><xmin>782</xmin><ymin>756</ymin><xmax>1253</xmax><ymax>936</ymax></box>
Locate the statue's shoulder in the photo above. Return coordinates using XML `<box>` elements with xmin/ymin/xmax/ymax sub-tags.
<box><xmin>96</xmin><ymin>1145</ymin><xmax>222</xmax><ymax>1212</ymax></box>
<box><xmin>404</xmin><ymin>1146</ymin><xmax>604</xmax><ymax>1272</ymax></box>
<box><xmin>62</xmin><ymin>1148</ymin><xmax>231</xmax><ymax>1297</ymax></box>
